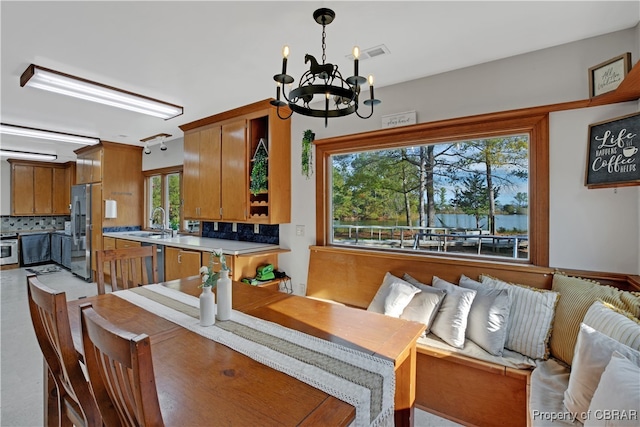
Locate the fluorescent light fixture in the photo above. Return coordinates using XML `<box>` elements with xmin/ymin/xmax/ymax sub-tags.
<box><xmin>0</xmin><ymin>149</ymin><xmax>57</xmax><ymax>161</ymax></box>
<box><xmin>21</xmin><ymin>64</ymin><xmax>184</xmax><ymax>120</ymax></box>
<box><xmin>0</xmin><ymin>123</ymin><xmax>100</xmax><ymax>145</ymax></box>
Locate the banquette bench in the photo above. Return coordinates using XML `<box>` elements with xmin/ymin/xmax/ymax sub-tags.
<box><xmin>306</xmin><ymin>245</ymin><xmax>640</xmax><ymax>427</ymax></box>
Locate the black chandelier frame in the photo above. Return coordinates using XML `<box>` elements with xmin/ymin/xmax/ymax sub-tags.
<box><xmin>270</xmin><ymin>8</ymin><xmax>380</xmax><ymax>127</ymax></box>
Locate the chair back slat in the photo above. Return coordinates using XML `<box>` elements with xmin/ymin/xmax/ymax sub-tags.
<box><xmin>27</xmin><ymin>275</ymin><xmax>102</xmax><ymax>427</ymax></box>
<box><xmin>81</xmin><ymin>303</ymin><xmax>164</xmax><ymax>427</ymax></box>
<box><xmin>96</xmin><ymin>245</ymin><xmax>158</xmax><ymax>294</ymax></box>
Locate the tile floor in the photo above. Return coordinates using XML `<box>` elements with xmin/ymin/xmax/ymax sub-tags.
<box><xmin>0</xmin><ymin>265</ymin><xmax>460</xmax><ymax>426</ymax></box>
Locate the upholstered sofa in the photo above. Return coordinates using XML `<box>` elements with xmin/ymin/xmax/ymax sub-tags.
<box><xmin>305</xmin><ymin>245</ymin><xmax>640</xmax><ymax>427</ymax></box>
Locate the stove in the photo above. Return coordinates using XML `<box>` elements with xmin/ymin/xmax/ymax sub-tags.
<box><xmin>0</xmin><ymin>233</ymin><xmax>19</xmax><ymax>265</ymax></box>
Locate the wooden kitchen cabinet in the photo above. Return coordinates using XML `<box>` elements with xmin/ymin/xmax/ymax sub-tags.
<box><xmin>180</xmin><ymin>99</ymin><xmax>291</xmax><ymax>224</ymax></box>
<box><xmin>165</xmin><ymin>246</ymin><xmax>201</xmax><ymax>281</ymax></box>
<box><xmin>221</xmin><ymin>119</ymin><xmax>248</xmax><ymax>221</ymax></box>
<box><xmin>183</xmin><ymin>126</ymin><xmax>221</xmax><ymax>220</ymax></box>
<box><xmin>76</xmin><ymin>147</ymin><xmax>102</xmax><ymax>184</ymax></box>
<box><xmin>8</xmin><ymin>160</ymin><xmax>72</xmax><ymax>216</ymax></box>
<box><xmin>52</xmin><ymin>166</ymin><xmax>71</xmax><ymax>214</ymax></box>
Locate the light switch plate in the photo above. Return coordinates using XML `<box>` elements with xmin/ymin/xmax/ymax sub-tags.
<box><xmin>232</xmin><ymin>223</ymin><xmax>237</xmax><ymax>233</ymax></box>
<box><xmin>295</xmin><ymin>225</ymin><xmax>305</xmax><ymax>236</ymax></box>
<box><xmin>213</xmin><ymin>222</ymin><xmax>218</xmax><ymax>231</ymax></box>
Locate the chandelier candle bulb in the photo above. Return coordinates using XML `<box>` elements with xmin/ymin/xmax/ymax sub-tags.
<box><xmin>353</xmin><ymin>46</ymin><xmax>360</xmax><ymax>78</ymax></box>
<box><xmin>281</xmin><ymin>45</ymin><xmax>289</xmax><ymax>74</ymax></box>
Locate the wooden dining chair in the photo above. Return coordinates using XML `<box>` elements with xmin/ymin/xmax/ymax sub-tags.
<box><xmin>80</xmin><ymin>303</ymin><xmax>164</xmax><ymax>427</ymax></box>
<box><xmin>26</xmin><ymin>275</ymin><xmax>102</xmax><ymax>427</ymax></box>
<box><xmin>96</xmin><ymin>245</ymin><xmax>159</xmax><ymax>294</ymax></box>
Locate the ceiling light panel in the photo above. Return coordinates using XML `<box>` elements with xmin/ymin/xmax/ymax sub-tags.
<box><xmin>0</xmin><ymin>149</ymin><xmax>57</xmax><ymax>161</ymax></box>
<box><xmin>21</xmin><ymin>64</ymin><xmax>184</xmax><ymax>120</ymax></box>
<box><xmin>0</xmin><ymin>123</ymin><xmax>100</xmax><ymax>145</ymax></box>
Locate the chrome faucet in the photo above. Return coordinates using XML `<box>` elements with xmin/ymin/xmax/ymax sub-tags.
<box><xmin>150</xmin><ymin>206</ymin><xmax>170</xmax><ymax>237</ymax></box>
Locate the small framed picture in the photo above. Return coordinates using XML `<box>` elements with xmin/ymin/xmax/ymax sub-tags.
<box><xmin>588</xmin><ymin>53</ymin><xmax>632</xmax><ymax>98</ymax></box>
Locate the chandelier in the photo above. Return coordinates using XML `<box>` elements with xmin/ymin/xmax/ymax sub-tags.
<box><xmin>270</xmin><ymin>8</ymin><xmax>381</xmax><ymax>127</ymax></box>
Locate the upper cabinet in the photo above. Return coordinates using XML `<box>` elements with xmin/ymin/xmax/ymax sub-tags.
<box><xmin>180</xmin><ymin>99</ymin><xmax>291</xmax><ymax>224</ymax></box>
<box><xmin>75</xmin><ymin>141</ymin><xmax>143</xmax><ymax>228</ymax></box>
<box><xmin>8</xmin><ymin>160</ymin><xmax>72</xmax><ymax>216</ymax></box>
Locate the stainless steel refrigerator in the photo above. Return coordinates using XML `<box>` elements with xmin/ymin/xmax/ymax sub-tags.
<box><xmin>70</xmin><ymin>184</ymin><xmax>92</xmax><ymax>280</ymax></box>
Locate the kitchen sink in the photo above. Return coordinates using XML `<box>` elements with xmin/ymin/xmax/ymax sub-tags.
<box><xmin>126</xmin><ymin>231</ymin><xmax>169</xmax><ymax>239</ymax></box>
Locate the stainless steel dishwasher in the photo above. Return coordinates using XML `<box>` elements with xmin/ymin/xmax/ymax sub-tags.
<box><xmin>141</xmin><ymin>242</ymin><xmax>164</xmax><ymax>282</ymax></box>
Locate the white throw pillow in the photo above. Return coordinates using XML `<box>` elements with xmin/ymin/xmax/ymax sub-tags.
<box><xmin>585</xmin><ymin>352</ymin><xmax>640</xmax><ymax>427</ymax></box>
<box><xmin>367</xmin><ymin>272</ymin><xmax>410</xmax><ymax>313</ymax></box>
<box><xmin>583</xmin><ymin>300</ymin><xmax>640</xmax><ymax>351</ymax></box>
<box><xmin>459</xmin><ymin>275</ymin><xmax>511</xmax><ymax>356</ymax></box>
<box><xmin>430</xmin><ymin>276</ymin><xmax>476</xmax><ymax>348</ymax></box>
<box><xmin>401</xmin><ymin>274</ymin><xmax>446</xmax><ymax>333</ymax></box>
<box><xmin>480</xmin><ymin>275</ymin><xmax>559</xmax><ymax>359</ymax></box>
<box><xmin>564</xmin><ymin>324</ymin><xmax>640</xmax><ymax>423</ymax></box>
<box><xmin>383</xmin><ymin>281</ymin><xmax>421</xmax><ymax>318</ymax></box>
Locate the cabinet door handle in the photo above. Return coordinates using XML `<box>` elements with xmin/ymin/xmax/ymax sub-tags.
<box><xmin>178</xmin><ymin>253</ymin><xmax>182</xmax><ymax>264</ymax></box>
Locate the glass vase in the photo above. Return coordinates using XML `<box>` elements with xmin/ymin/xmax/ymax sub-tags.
<box><xmin>199</xmin><ymin>286</ymin><xmax>215</xmax><ymax>326</ymax></box>
<box><xmin>216</xmin><ymin>269</ymin><xmax>232</xmax><ymax>321</ymax></box>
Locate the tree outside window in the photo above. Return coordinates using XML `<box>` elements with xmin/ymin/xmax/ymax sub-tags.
<box><xmin>330</xmin><ymin>134</ymin><xmax>529</xmax><ymax>260</ymax></box>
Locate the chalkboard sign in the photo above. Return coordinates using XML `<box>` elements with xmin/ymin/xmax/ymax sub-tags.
<box><xmin>585</xmin><ymin>112</ymin><xmax>640</xmax><ymax>189</ymax></box>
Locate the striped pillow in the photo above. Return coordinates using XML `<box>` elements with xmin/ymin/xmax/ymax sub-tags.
<box><xmin>550</xmin><ymin>274</ymin><xmax>640</xmax><ymax>365</ymax></box>
<box><xmin>583</xmin><ymin>300</ymin><xmax>640</xmax><ymax>350</ymax></box>
<box><xmin>480</xmin><ymin>275</ymin><xmax>559</xmax><ymax>359</ymax></box>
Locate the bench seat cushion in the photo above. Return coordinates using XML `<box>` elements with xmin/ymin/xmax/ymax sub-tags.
<box><xmin>417</xmin><ymin>333</ymin><xmax>536</xmax><ymax>370</ymax></box>
<box><xmin>529</xmin><ymin>358</ymin><xmax>579</xmax><ymax>427</ymax></box>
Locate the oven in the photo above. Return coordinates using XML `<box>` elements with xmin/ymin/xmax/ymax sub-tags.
<box><xmin>1</xmin><ymin>234</ymin><xmax>19</xmax><ymax>265</ymax></box>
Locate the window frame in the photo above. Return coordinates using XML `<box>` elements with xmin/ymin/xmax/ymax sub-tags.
<box><xmin>143</xmin><ymin>166</ymin><xmax>184</xmax><ymax>232</ymax></box>
<box><xmin>314</xmin><ymin>111</ymin><xmax>549</xmax><ymax>266</ymax></box>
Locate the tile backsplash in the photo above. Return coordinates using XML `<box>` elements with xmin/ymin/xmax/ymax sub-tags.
<box><xmin>1</xmin><ymin>215</ymin><xmax>70</xmax><ymax>233</ymax></box>
<box><xmin>201</xmin><ymin>221</ymin><xmax>279</xmax><ymax>245</ymax></box>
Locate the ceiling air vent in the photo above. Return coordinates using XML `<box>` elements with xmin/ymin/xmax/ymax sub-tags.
<box><xmin>346</xmin><ymin>44</ymin><xmax>390</xmax><ymax>61</ymax></box>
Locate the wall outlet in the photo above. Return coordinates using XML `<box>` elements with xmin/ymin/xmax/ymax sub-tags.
<box><xmin>232</xmin><ymin>222</ymin><xmax>237</xmax><ymax>233</ymax></box>
<box><xmin>295</xmin><ymin>225</ymin><xmax>305</xmax><ymax>236</ymax></box>
<box><xmin>254</xmin><ymin>223</ymin><xmax>260</xmax><ymax>234</ymax></box>
<box><xmin>213</xmin><ymin>222</ymin><xmax>218</xmax><ymax>231</ymax></box>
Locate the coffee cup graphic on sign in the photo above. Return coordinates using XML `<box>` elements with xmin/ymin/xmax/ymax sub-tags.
<box><xmin>623</xmin><ymin>145</ymin><xmax>638</xmax><ymax>157</ymax></box>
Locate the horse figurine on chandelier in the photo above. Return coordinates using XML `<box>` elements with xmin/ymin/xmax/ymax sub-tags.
<box><xmin>304</xmin><ymin>54</ymin><xmax>337</xmax><ymax>81</ymax></box>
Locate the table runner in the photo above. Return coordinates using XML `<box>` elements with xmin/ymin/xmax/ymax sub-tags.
<box><xmin>113</xmin><ymin>284</ymin><xmax>395</xmax><ymax>427</ymax></box>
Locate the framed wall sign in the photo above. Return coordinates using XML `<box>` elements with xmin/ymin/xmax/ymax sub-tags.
<box><xmin>381</xmin><ymin>111</ymin><xmax>417</xmax><ymax>129</ymax></box>
<box><xmin>585</xmin><ymin>112</ymin><xmax>640</xmax><ymax>189</ymax></box>
<box><xmin>588</xmin><ymin>53</ymin><xmax>631</xmax><ymax>98</ymax></box>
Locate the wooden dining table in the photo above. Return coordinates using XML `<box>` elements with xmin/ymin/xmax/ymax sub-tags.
<box><xmin>61</xmin><ymin>276</ymin><xmax>425</xmax><ymax>426</ymax></box>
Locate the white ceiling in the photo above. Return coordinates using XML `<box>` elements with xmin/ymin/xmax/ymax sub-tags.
<box><xmin>1</xmin><ymin>1</ymin><xmax>639</xmax><ymax>163</ymax></box>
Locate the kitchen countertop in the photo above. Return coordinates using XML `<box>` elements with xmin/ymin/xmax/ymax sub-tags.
<box><xmin>103</xmin><ymin>231</ymin><xmax>285</xmax><ymax>256</ymax></box>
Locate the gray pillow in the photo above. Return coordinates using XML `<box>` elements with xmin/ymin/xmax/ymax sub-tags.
<box><xmin>430</xmin><ymin>276</ymin><xmax>476</xmax><ymax>348</ymax></box>
<box><xmin>402</xmin><ymin>274</ymin><xmax>446</xmax><ymax>333</ymax></box>
<box><xmin>459</xmin><ymin>275</ymin><xmax>511</xmax><ymax>356</ymax></box>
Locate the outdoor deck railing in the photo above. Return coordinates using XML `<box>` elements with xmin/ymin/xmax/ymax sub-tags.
<box><xmin>331</xmin><ymin>225</ymin><xmax>528</xmax><ymax>259</ymax></box>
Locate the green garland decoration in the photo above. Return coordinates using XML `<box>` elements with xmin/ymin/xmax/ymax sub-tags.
<box><xmin>302</xmin><ymin>130</ymin><xmax>315</xmax><ymax>179</ymax></box>
<box><xmin>250</xmin><ymin>142</ymin><xmax>268</xmax><ymax>195</ymax></box>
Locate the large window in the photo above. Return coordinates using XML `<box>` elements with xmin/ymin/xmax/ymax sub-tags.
<box><xmin>315</xmin><ymin>112</ymin><xmax>549</xmax><ymax>265</ymax></box>
<box><xmin>144</xmin><ymin>167</ymin><xmax>184</xmax><ymax>231</ymax></box>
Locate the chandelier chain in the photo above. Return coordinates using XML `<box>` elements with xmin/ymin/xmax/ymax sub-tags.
<box><xmin>321</xmin><ymin>22</ymin><xmax>327</xmax><ymax>65</ymax></box>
